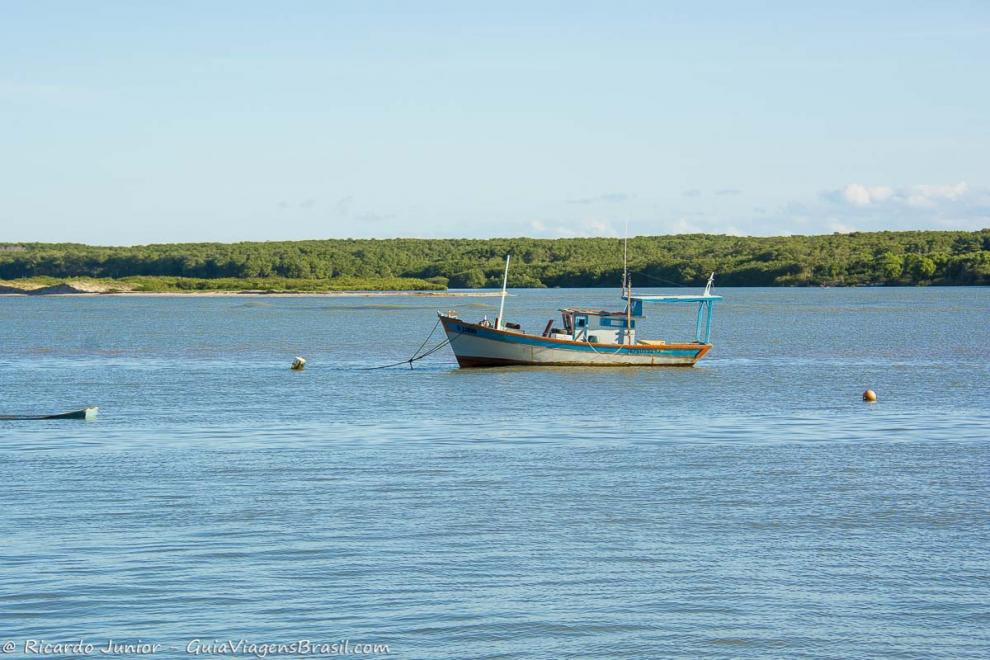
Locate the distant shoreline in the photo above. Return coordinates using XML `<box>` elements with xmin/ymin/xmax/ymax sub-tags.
<box><xmin>3</xmin><ymin>230</ymin><xmax>988</xmax><ymax>287</ymax></box>
<box><xmin>0</xmin><ymin>276</ymin><xmax>457</xmax><ymax>296</ymax></box>
<box><xmin>0</xmin><ymin>289</ymin><xmax>504</xmax><ymax>298</ymax></box>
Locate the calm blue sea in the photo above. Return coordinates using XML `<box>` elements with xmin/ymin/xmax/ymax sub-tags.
<box><xmin>1</xmin><ymin>287</ymin><xmax>988</xmax><ymax>659</ymax></box>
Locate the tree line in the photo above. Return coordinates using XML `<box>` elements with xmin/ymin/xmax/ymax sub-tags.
<box><xmin>1</xmin><ymin>230</ymin><xmax>989</xmax><ymax>287</ymax></box>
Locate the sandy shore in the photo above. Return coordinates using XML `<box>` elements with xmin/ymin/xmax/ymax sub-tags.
<box><xmin>0</xmin><ymin>289</ymin><xmax>506</xmax><ymax>298</ymax></box>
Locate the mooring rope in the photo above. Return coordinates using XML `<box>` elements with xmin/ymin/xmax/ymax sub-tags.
<box><xmin>363</xmin><ymin>318</ymin><xmax>458</xmax><ymax>370</ymax></box>
<box><xmin>410</xmin><ymin>317</ymin><xmax>442</xmax><ymax>358</ymax></box>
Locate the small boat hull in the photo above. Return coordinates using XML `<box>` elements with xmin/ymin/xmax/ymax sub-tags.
<box><xmin>0</xmin><ymin>407</ymin><xmax>98</xmax><ymax>421</ymax></box>
<box><xmin>440</xmin><ymin>316</ymin><xmax>710</xmax><ymax>367</ymax></box>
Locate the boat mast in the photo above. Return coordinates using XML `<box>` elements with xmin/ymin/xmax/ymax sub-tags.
<box><xmin>496</xmin><ymin>254</ymin><xmax>510</xmax><ymax>330</ymax></box>
<box><xmin>623</xmin><ymin>226</ymin><xmax>632</xmax><ymax>344</ymax></box>
<box><xmin>622</xmin><ymin>223</ymin><xmax>628</xmax><ymax>292</ymax></box>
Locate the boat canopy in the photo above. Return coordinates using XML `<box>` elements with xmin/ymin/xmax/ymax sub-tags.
<box><xmin>623</xmin><ymin>294</ymin><xmax>723</xmax><ymax>304</ymax></box>
<box><xmin>622</xmin><ymin>293</ymin><xmax>722</xmax><ymax>318</ymax></box>
<box><xmin>621</xmin><ymin>293</ymin><xmax>722</xmax><ymax>344</ymax></box>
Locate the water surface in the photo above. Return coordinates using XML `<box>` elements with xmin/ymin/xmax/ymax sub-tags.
<box><xmin>1</xmin><ymin>288</ymin><xmax>988</xmax><ymax>658</ymax></box>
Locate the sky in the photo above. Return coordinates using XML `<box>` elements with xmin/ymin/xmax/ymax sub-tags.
<box><xmin>1</xmin><ymin>1</ymin><xmax>989</xmax><ymax>244</ymax></box>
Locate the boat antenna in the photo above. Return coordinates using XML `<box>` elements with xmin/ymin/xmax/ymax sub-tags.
<box><xmin>496</xmin><ymin>253</ymin><xmax>511</xmax><ymax>330</ymax></box>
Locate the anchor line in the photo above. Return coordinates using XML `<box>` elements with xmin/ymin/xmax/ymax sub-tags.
<box><xmin>363</xmin><ymin>318</ymin><xmax>462</xmax><ymax>370</ymax></box>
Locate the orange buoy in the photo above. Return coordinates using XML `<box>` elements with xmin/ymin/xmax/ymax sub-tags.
<box><xmin>863</xmin><ymin>389</ymin><xmax>877</xmax><ymax>402</ymax></box>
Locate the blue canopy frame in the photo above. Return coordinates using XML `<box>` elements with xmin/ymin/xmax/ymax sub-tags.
<box><xmin>623</xmin><ymin>294</ymin><xmax>723</xmax><ymax>344</ymax></box>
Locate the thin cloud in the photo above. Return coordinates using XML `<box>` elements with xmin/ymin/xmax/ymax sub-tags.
<box><xmin>906</xmin><ymin>182</ymin><xmax>969</xmax><ymax>208</ymax></box>
<box><xmin>566</xmin><ymin>193</ymin><xmax>630</xmax><ymax>205</ymax></box>
<box><xmin>355</xmin><ymin>212</ymin><xmax>395</xmax><ymax>223</ymax></box>
<box><xmin>823</xmin><ymin>184</ymin><xmax>894</xmax><ymax>207</ymax></box>
<box><xmin>823</xmin><ymin>182</ymin><xmax>968</xmax><ymax>208</ymax></box>
<box><xmin>528</xmin><ymin>218</ymin><xmax>620</xmax><ymax>237</ymax></box>
<box><xmin>715</xmin><ymin>188</ymin><xmax>742</xmax><ymax>196</ymax></box>
<box><xmin>682</xmin><ymin>189</ymin><xmax>702</xmax><ymax>198</ymax></box>
<box><xmin>660</xmin><ymin>216</ymin><xmax>744</xmax><ymax>235</ymax></box>
<box><xmin>772</xmin><ymin>181</ymin><xmax>990</xmax><ymax>233</ymax></box>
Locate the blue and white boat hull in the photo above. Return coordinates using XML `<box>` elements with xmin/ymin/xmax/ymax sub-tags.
<box><xmin>439</xmin><ymin>316</ymin><xmax>710</xmax><ymax>367</ymax></box>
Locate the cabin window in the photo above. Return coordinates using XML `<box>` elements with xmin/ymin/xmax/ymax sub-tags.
<box><xmin>577</xmin><ymin>318</ymin><xmax>586</xmax><ymax>327</ymax></box>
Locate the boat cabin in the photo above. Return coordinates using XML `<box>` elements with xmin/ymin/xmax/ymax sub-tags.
<box><xmin>547</xmin><ymin>308</ymin><xmax>637</xmax><ymax>344</ymax></box>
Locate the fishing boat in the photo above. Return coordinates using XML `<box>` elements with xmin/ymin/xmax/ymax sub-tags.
<box><xmin>0</xmin><ymin>406</ymin><xmax>99</xmax><ymax>421</ymax></box>
<box><xmin>439</xmin><ymin>254</ymin><xmax>722</xmax><ymax>368</ymax></box>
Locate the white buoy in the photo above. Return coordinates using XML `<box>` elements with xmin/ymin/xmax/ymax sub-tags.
<box><xmin>291</xmin><ymin>357</ymin><xmax>306</xmax><ymax>371</ymax></box>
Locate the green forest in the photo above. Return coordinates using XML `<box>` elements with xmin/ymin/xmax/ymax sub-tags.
<box><xmin>1</xmin><ymin>230</ymin><xmax>989</xmax><ymax>289</ymax></box>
